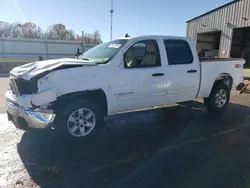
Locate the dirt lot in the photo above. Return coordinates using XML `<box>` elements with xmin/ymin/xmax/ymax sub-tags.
<box><xmin>0</xmin><ymin>77</ymin><xmax>250</xmax><ymax>188</ymax></box>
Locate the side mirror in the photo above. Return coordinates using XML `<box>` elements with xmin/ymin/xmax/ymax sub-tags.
<box><xmin>125</xmin><ymin>33</ymin><xmax>130</xmax><ymax>38</ymax></box>
<box><xmin>38</xmin><ymin>56</ymin><xmax>43</xmax><ymax>61</ymax></box>
<box><xmin>75</xmin><ymin>48</ymin><xmax>81</xmax><ymax>59</ymax></box>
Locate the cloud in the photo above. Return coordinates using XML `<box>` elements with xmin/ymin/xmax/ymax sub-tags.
<box><xmin>12</xmin><ymin>0</ymin><xmax>27</xmax><ymax>21</ymax></box>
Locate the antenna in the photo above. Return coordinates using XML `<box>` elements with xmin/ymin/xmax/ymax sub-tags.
<box><xmin>110</xmin><ymin>0</ymin><xmax>114</xmax><ymax>41</ymax></box>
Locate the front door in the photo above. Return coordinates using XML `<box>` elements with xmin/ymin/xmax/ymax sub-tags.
<box><xmin>113</xmin><ymin>39</ymin><xmax>168</xmax><ymax>113</ymax></box>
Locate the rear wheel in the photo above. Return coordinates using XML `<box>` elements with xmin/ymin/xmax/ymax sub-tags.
<box><xmin>204</xmin><ymin>82</ymin><xmax>230</xmax><ymax>115</ymax></box>
<box><xmin>55</xmin><ymin>100</ymin><xmax>104</xmax><ymax>141</ymax></box>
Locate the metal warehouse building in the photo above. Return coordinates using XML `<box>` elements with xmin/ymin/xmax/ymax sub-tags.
<box><xmin>186</xmin><ymin>0</ymin><xmax>250</xmax><ymax>67</ymax></box>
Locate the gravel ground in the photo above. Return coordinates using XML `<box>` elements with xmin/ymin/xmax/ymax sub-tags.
<box><xmin>0</xmin><ymin>77</ymin><xmax>250</xmax><ymax>188</ymax></box>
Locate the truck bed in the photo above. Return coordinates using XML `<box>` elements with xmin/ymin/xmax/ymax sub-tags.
<box><xmin>197</xmin><ymin>58</ymin><xmax>245</xmax><ymax>98</ymax></box>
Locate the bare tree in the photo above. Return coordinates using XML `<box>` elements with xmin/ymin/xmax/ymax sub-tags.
<box><xmin>0</xmin><ymin>21</ymin><xmax>103</xmax><ymax>43</ymax></box>
<box><xmin>22</xmin><ymin>22</ymin><xmax>37</xmax><ymax>38</ymax></box>
<box><xmin>49</xmin><ymin>24</ymin><xmax>69</xmax><ymax>40</ymax></box>
<box><xmin>45</xmin><ymin>26</ymin><xmax>54</xmax><ymax>39</ymax></box>
<box><xmin>76</xmin><ymin>34</ymin><xmax>81</xmax><ymax>41</ymax></box>
<box><xmin>11</xmin><ymin>22</ymin><xmax>23</xmax><ymax>38</ymax></box>
<box><xmin>0</xmin><ymin>21</ymin><xmax>11</xmax><ymax>37</ymax></box>
<box><xmin>92</xmin><ymin>30</ymin><xmax>102</xmax><ymax>44</ymax></box>
<box><xmin>67</xmin><ymin>29</ymin><xmax>75</xmax><ymax>40</ymax></box>
<box><xmin>35</xmin><ymin>26</ymin><xmax>44</xmax><ymax>39</ymax></box>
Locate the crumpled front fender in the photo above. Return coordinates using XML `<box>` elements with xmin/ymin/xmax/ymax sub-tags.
<box><xmin>30</xmin><ymin>73</ymin><xmax>57</xmax><ymax>106</ymax></box>
<box><xmin>31</xmin><ymin>88</ymin><xmax>57</xmax><ymax>106</ymax></box>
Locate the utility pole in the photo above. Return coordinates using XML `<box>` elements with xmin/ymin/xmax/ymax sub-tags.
<box><xmin>110</xmin><ymin>0</ymin><xmax>114</xmax><ymax>41</ymax></box>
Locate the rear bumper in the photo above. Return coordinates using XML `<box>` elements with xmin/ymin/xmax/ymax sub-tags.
<box><xmin>5</xmin><ymin>90</ymin><xmax>55</xmax><ymax>130</ymax></box>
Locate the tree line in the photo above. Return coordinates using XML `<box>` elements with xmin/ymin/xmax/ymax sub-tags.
<box><xmin>0</xmin><ymin>21</ymin><xmax>102</xmax><ymax>44</ymax></box>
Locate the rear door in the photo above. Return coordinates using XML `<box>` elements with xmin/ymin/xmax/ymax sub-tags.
<box><xmin>163</xmin><ymin>39</ymin><xmax>200</xmax><ymax>102</ymax></box>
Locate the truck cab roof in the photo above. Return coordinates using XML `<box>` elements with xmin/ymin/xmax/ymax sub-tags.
<box><xmin>120</xmin><ymin>35</ymin><xmax>191</xmax><ymax>41</ymax></box>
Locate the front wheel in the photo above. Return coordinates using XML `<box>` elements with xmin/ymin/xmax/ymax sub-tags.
<box><xmin>204</xmin><ymin>82</ymin><xmax>230</xmax><ymax>115</ymax></box>
<box><xmin>54</xmin><ymin>100</ymin><xmax>104</xmax><ymax>141</ymax></box>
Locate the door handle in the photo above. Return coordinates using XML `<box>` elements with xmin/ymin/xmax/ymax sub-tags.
<box><xmin>187</xmin><ymin>70</ymin><xmax>197</xmax><ymax>73</ymax></box>
<box><xmin>152</xmin><ymin>73</ymin><xmax>164</xmax><ymax>77</ymax></box>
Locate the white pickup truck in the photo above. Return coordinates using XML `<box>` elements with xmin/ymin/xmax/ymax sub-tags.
<box><xmin>5</xmin><ymin>35</ymin><xmax>245</xmax><ymax>140</ymax></box>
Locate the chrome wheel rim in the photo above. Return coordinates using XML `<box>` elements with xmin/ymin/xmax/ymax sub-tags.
<box><xmin>215</xmin><ymin>89</ymin><xmax>227</xmax><ymax>108</ymax></box>
<box><xmin>67</xmin><ymin>108</ymin><xmax>96</xmax><ymax>137</ymax></box>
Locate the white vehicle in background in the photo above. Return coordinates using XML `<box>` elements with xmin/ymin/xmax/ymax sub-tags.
<box><xmin>5</xmin><ymin>35</ymin><xmax>245</xmax><ymax>141</ymax></box>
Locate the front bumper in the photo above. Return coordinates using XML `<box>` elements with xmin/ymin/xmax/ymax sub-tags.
<box><xmin>5</xmin><ymin>90</ymin><xmax>55</xmax><ymax>130</ymax></box>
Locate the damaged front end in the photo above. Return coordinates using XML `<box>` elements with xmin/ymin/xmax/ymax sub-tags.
<box><xmin>6</xmin><ymin>58</ymin><xmax>96</xmax><ymax>130</ymax></box>
<box><xmin>6</xmin><ymin>73</ymin><xmax>57</xmax><ymax>130</ymax></box>
<box><xmin>9</xmin><ymin>75</ymin><xmax>38</xmax><ymax>97</ymax></box>
<box><xmin>6</xmin><ymin>90</ymin><xmax>56</xmax><ymax>130</ymax></box>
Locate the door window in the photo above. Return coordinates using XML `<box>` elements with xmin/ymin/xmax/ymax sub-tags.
<box><xmin>124</xmin><ymin>40</ymin><xmax>161</xmax><ymax>68</ymax></box>
<box><xmin>164</xmin><ymin>40</ymin><xmax>193</xmax><ymax>65</ymax></box>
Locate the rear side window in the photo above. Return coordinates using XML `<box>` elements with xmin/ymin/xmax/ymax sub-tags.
<box><xmin>164</xmin><ymin>40</ymin><xmax>193</xmax><ymax>65</ymax></box>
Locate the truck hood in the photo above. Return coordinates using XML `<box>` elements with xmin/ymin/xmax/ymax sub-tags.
<box><xmin>10</xmin><ymin>58</ymin><xmax>98</xmax><ymax>80</ymax></box>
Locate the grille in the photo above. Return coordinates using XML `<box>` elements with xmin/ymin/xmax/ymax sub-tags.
<box><xmin>9</xmin><ymin>76</ymin><xmax>38</xmax><ymax>96</ymax></box>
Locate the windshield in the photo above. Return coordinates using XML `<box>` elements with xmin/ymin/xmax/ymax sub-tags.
<box><xmin>78</xmin><ymin>39</ymin><xmax>128</xmax><ymax>63</ymax></box>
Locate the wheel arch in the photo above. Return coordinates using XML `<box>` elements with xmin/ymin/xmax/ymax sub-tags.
<box><xmin>54</xmin><ymin>89</ymin><xmax>108</xmax><ymax>115</ymax></box>
<box><xmin>212</xmin><ymin>73</ymin><xmax>233</xmax><ymax>91</ymax></box>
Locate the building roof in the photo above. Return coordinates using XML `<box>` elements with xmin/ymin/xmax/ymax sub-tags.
<box><xmin>186</xmin><ymin>0</ymin><xmax>240</xmax><ymax>23</ymax></box>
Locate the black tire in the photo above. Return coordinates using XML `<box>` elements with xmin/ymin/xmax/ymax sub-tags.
<box><xmin>204</xmin><ymin>82</ymin><xmax>230</xmax><ymax>115</ymax></box>
<box><xmin>54</xmin><ymin>100</ymin><xmax>104</xmax><ymax>141</ymax></box>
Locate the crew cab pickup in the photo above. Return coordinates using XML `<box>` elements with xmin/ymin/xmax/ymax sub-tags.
<box><xmin>5</xmin><ymin>35</ymin><xmax>245</xmax><ymax>140</ymax></box>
